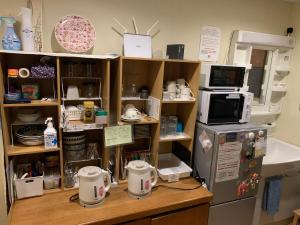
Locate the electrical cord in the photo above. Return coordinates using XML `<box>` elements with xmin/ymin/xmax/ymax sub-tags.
<box><xmin>69</xmin><ymin>183</ymin><xmax>203</xmax><ymax>202</ymax></box>
<box><xmin>154</xmin><ymin>183</ymin><xmax>202</xmax><ymax>191</ymax></box>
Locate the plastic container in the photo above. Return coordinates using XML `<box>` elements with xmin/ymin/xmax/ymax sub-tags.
<box><xmin>43</xmin><ymin>174</ymin><xmax>60</xmax><ymax>190</ymax></box>
<box><xmin>95</xmin><ymin>110</ymin><xmax>108</xmax><ymax>126</ymax></box>
<box><xmin>157</xmin><ymin>153</ymin><xmax>192</xmax><ymax>182</ymax></box>
<box><xmin>14</xmin><ymin>175</ymin><xmax>43</xmax><ymax>199</ymax></box>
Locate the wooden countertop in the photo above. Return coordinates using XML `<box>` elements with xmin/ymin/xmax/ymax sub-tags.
<box><xmin>10</xmin><ymin>178</ymin><xmax>212</xmax><ymax>225</ymax></box>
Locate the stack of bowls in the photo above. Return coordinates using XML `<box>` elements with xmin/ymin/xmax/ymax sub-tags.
<box><xmin>63</xmin><ymin>133</ymin><xmax>86</xmax><ymax>162</ymax></box>
<box><xmin>15</xmin><ymin>125</ymin><xmax>45</xmax><ymax>146</ymax></box>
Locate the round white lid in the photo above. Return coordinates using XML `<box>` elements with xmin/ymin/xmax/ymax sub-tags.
<box><xmin>78</xmin><ymin>166</ymin><xmax>101</xmax><ymax>178</ymax></box>
<box><xmin>127</xmin><ymin>160</ymin><xmax>149</xmax><ymax>171</ymax></box>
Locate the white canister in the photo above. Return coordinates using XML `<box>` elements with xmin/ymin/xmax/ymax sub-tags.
<box><xmin>20</xmin><ymin>7</ymin><xmax>34</xmax><ymax>52</ymax></box>
<box><xmin>78</xmin><ymin>166</ymin><xmax>111</xmax><ymax>207</ymax></box>
<box><xmin>125</xmin><ymin>160</ymin><xmax>158</xmax><ymax>199</ymax></box>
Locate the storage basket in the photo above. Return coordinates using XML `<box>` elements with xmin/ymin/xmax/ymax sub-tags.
<box><xmin>14</xmin><ymin>175</ymin><xmax>43</xmax><ymax>199</ymax></box>
<box><xmin>66</xmin><ymin>107</ymin><xmax>82</xmax><ymax>121</ymax></box>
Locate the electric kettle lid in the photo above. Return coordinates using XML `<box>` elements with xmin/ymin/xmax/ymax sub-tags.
<box><xmin>127</xmin><ymin>160</ymin><xmax>149</xmax><ymax>171</ymax></box>
<box><xmin>78</xmin><ymin>166</ymin><xmax>102</xmax><ymax>178</ymax></box>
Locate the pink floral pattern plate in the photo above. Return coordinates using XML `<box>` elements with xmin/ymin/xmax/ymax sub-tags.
<box><xmin>54</xmin><ymin>15</ymin><xmax>96</xmax><ymax>53</ymax></box>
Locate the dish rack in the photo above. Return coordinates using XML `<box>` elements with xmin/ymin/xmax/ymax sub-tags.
<box><xmin>157</xmin><ymin>153</ymin><xmax>192</xmax><ymax>182</ymax></box>
<box><xmin>66</xmin><ymin>107</ymin><xmax>82</xmax><ymax>121</ymax></box>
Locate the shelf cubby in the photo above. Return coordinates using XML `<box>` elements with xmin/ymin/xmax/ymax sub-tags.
<box><xmin>111</xmin><ymin>57</ymin><xmax>200</xmax><ymax>181</ymax></box>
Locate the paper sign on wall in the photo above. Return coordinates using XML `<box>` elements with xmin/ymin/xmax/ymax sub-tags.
<box><xmin>215</xmin><ymin>141</ymin><xmax>242</xmax><ymax>183</ymax></box>
<box><xmin>104</xmin><ymin>125</ymin><xmax>133</xmax><ymax>147</ymax></box>
<box><xmin>199</xmin><ymin>26</ymin><xmax>221</xmax><ymax>62</ymax></box>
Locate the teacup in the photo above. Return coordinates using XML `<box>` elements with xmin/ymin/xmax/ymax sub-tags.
<box><xmin>125</xmin><ymin>108</ymin><xmax>141</xmax><ymax>119</ymax></box>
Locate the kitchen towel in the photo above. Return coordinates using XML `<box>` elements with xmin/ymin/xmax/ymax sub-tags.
<box><xmin>262</xmin><ymin>176</ymin><xmax>283</xmax><ymax>215</ymax></box>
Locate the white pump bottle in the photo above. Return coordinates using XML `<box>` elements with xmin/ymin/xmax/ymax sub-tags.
<box><xmin>44</xmin><ymin>117</ymin><xmax>57</xmax><ymax>149</ymax></box>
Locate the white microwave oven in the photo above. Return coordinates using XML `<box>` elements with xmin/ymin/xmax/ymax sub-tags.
<box><xmin>197</xmin><ymin>90</ymin><xmax>253</xmax><ymax>125</ymax></box>
<box><xmin>200</xmin><ymin>64</ymin><xmax>246</xmax><ymax>89</ymax></box>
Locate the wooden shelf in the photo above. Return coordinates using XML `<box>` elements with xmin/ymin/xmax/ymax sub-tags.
<box><xmin>3</xmin><ymin>100</ymin><xmax>58</xmax><ymax>107</ymax></box>
<box><xmin>63</xmin><ymin>120</ymin><xmax>103</xmax><ymax>132</ymax></box>
<box><xmin>0</xmin><ymin>49</ymin><xmax>118</xmax><ymax>59</ymax></box>
<box><xmin>62</xmin><ymin>77</ymin><xmax>101</xmax><ymax>80</ymax></box>
<box><xmin>159</xmin><ymin>133</ymin><xmax>192</xmax><ymax>142</ymax></box>
<box><xmin>61</xmin><ymin>97</ymin><xmax>101</xmax><ymax>101</ymax></box>
<box><xmin>7</xmin><ymin>145</ymin><xmax>61</xmax><ymax>156</ymax></box>
<box><xmin>121</xmin><ymin>96</ymin><xmax>148</xmax><ymax>101</ymax></box>
<box><xmin>162</xmin><ymin>98</ymin><xmax>196</xmax><ymax>104</ymax></box>
<box><xmin>119</xmin><ymin>117</ymin><xmax>159</xmax><ymax>125</ymax></box>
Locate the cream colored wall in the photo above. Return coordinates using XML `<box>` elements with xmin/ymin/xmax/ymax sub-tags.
<box><xmin>274</xmin><ymin>2</ymin><xmax>300</xmax><ymax>146</ymax></box>
<box><xmin>0</xmin><ymin>0</ymin><xmax>294</xmax><ymax>224</ymax></box>
<box><xmin>0</xmin><ymin>0</ymin><xmax>292</xmax><ymax>60</ymax></box>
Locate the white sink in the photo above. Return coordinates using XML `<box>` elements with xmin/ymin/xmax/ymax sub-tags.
<box><xmin>262</xmin><ymin>137</ymin><xmax>300</xmax><ymax>177</ymax></box>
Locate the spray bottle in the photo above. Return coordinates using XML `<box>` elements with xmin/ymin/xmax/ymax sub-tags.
<box><xmin>19</xmin><ymin>7</ymin><xmax>34</xmax><ymax>51</ymax></box>
<box><xmin>44</xmin><ymin>117</ymin><xmax>58</xmax><ymax>149</ymax></box>
<box><xmin>0</xmin><ymin>17</ymin><xmax>21</xmax><ymax>50</ymax></box>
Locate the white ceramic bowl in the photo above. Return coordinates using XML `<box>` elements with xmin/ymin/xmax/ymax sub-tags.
<box><xmin>17</xmin><ymin>109</ymin><xmax>41</xmax><ymax>122</ymax></box>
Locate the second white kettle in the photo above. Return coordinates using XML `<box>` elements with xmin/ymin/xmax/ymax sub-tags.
<box><xmin>125</xmin><ymin>160</ymin><xmax>158</xmax><ymax>199</ymax></box>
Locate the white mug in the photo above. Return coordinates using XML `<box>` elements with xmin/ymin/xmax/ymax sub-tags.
<box><xmin>167</xmin><ymin>81</ymin><xmax>178</xmax><ymax>93</ymax></box>
<box><xmin>180</xmin><ymin>87</ymin><xmax>192</xmax><ymax>100</ymax></box>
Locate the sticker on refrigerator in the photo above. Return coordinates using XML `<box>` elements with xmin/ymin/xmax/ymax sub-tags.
<box><xmin>199</xmin><ymin>130</ymin><xmax>212</xmax><ymax>153</ymax></box>
<box><xmin>215</xmin><ymin>141</ymin><xmax>242</xmax><ymax>182</ymax></box>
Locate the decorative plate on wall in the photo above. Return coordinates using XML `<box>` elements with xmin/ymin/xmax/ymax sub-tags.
<box><xmin>54</xmin><ymin>15</ymin><xmax>96</xmax><ymax>53</ymax></box>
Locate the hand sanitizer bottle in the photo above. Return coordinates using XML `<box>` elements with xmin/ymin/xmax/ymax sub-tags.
<box><xmin>44</xmin><ymin>117</ymin><xmax>58</xmax><ymax>149</ymax></box>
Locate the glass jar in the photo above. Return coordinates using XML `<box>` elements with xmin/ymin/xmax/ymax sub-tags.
<box><xmin>83</xmin><ymin>82</ymin><xmax>96</xmax><ymax>98</ymax></box>
<box><xmin>167</xmin><ymin>116</ymin><xmax>178</xmax><ymax>135</ymax></box>
<box><xmin>160</xmin><ymin>116</ymin><xmax>168</xmax><ymax>136</ymax></box>
<box><xmin>83</xmin><ymin>101</ymin><xmax>95</xmax><ymax>123</ymax></box>
<box><xmin>130</xmin><ymin>84</ymin><xmax>137</xmax><ymax>97</ymax></box>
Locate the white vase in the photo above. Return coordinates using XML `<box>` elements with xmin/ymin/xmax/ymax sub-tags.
<box><xmin>20</xmin><ymin>7</ymin><xmax>34</xmax><ymax>52</ymax></box>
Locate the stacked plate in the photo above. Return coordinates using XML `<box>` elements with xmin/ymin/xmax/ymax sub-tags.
<box><xmin>63</xmin><ymin>133</ymin><xmax>86</xmax><ymax>162</ymax></box>
<box><xmin>15</xmin><ymin>125</ymin><xmax>45</xmax><ymax>146</ymax></box>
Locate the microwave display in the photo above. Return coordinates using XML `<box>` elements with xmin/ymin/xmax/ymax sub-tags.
<box><xmin>209</xmin><ymin>66</ymin><xmax>245</xmax><ymax>87</ymax></box>
<box><xmin>208</xmin><ymin>94</ymin><xmax>245</xmax><ymax>124</ymax></box>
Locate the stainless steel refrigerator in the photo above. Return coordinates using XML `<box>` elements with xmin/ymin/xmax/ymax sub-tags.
<box><xmin>193</xmin><ymin>123</ymin><xmax>266</xmax><ymax>225</ymax></box>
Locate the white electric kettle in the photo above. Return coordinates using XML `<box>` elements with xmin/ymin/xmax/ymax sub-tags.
<box><xmin>77</xmin><ymin>166</ymin><xmax>111</xmax><ymax>207</ymax></box>
<box><xmin>125</xmin><ymin>160</ymin><xmax>158</xmax><ymax>199</ymax></box>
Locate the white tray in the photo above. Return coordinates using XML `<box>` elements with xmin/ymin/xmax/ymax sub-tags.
<box><xmin>157</xmin><ymin>153</ymin><xmax>192</xmax><ymax>182</ymax></box>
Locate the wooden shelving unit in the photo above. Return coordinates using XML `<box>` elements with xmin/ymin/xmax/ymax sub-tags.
<box><xmin>111</xmin><ymin>57</ymin><xmax>200</xmax><ymax>181</ymax></box>
<box><xmin>0</xmin><ymin>51</ymin><xmax>113</xmax><ymax>196</ymax></box>
<box><xmin>0</xmin><ymin>52</ymin><xmax>200</xmax><ymax>199</ymax></box>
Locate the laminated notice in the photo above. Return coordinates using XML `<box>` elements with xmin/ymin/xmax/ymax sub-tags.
<box><xmin>215</xmin><ymin>141</ymin><xmax>242</xmax><ymax>182</ymax></box>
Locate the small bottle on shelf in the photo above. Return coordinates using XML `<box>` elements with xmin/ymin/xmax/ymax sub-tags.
<box><xmin>44</xmin><ymin>117</ymin><xmax>58</xmax><ymax>149</ymax></box>
<box><xmin>130</xmin><ymin>84</ymin><xmax>137</xmax><ymax>97</ymax></box>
